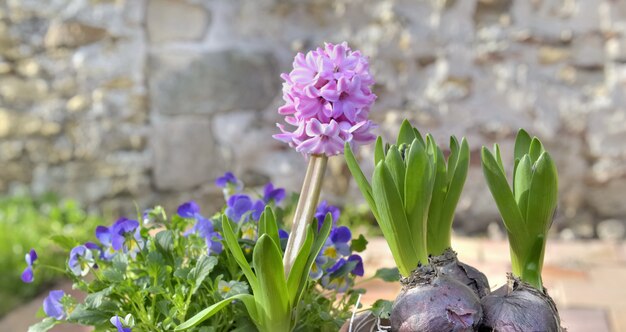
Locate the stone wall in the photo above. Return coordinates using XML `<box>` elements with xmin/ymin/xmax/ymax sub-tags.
<box><xmin>1</xmin><ymin>0</ymin><xmax>625</xmax><ymax>238</ymax></box>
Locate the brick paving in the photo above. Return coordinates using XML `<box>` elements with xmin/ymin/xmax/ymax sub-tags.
<box><xmin>2</xmin><ymin>237</ymin><xmax>624</xmax><ymax>331</ymax></box>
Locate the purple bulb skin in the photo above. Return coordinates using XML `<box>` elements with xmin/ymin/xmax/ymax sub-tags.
<box><xmin>431</xmin><ymin>248</ymin><xmax>491</xmax><ymax>298</ymax></box>
<box><xmin>390</xmin><ymin>265</ymin><xmax>483</xmax><ymax>332</ymax></box>
<box><xmin>479</xmin><ymin>274</ymin><xmax>563</xmax><ymax>332</ymax></box>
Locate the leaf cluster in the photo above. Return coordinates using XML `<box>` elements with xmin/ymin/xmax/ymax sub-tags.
<box><xmin>481</xmin><ymin>129</ymin><xmax>558</xmax><ymax>289</ymax></box>
<box><xmin>345</xmin><ymin>120</ymin><xmax>469</xmax><ymax>276</ymax></box>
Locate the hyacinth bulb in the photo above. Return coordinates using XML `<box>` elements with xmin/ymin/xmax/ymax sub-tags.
<box><xmin>274</xmin><ymin>42</ymin><xmax>377</xmax><ymax>156</ymax></box>
<box><xmin>390</xmin><ymin>265</ymin><xmax>483</xmax><ymax>332</ymax></box>
<box><xmin>480</xmin><ymin>275</ymin><xmax>563</xmax><ymax>332</ymax></box>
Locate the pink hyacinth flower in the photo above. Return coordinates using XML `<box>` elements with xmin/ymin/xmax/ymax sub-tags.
<box><xmin>273</xmin><ymin>42</ymin><xmax>377</xmax><ymax>156</ymax></box>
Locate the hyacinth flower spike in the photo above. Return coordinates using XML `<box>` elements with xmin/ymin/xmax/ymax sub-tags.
<box><xmin>274</xmin><ymin>42</ymin><xmax>377</xmax><ymax>275</ymax></box>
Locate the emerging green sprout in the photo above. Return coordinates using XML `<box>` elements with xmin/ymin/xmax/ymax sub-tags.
<box><xmin>481</xmin><ymin>129</ymin><xmax>558</xmax><ymax>290</ymax></box>
<box><xmin>344</xmin><ymin>120</ymin><xmax>469</xmax><ymax>276</ymax></box>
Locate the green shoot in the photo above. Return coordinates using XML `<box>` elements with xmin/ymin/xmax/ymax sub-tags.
<box><xmin>481</xmin><ymin>129</ymin><xmax>558</xmax><ymax>290</ymax></box>
<box><xmin>345</xmin><ymin>119</ymin><xmax>470</xmax><ymax>276</ymax></box>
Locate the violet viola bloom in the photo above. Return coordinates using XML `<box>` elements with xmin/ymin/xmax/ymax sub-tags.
<box><xmin>263</xmin><ymin>182</ymin><xmax>286</xmax><ymax>204</ymax></box>
<box><xmin>320</xmin><ymin>226</ymin><xmax>352</xmax><ymax>260</ymax></box>
<box><xmin>110</xmin><ymin>315</ymin><xmax>132</xmax><ymax>332</ymax></box>
<box><xmin>178</xmin><ymin>201</ymin><xmax>223</xmax><ymax>255</ymax></box>
<box><xmin>95</xmin><ymin>226</ymin><xmax>116</xmax><ymax>260</ymax></box>
<box><xmin>215</xmin><ymin>172</ymin><xmax>243</xmax><ymax>198</ymax></box>
<box><xmin>177</xmin><ymin>201</ymin><xmax>202</xmax><ymax>219</ymax></box>
<box><xmin>321</xmin><ymin>254</ymin><xmax>364</xmax><ymax>292</ymax></box>
<box><xmin>68</xmin><ymin>245</ymin><xmax>95</xmax><ymax>277</ymax></box>
<box><xmin>225</xmin><ymin>194</ymin><xmax>265</xmax><ymax>222</ymax></box>
<box><xmin>110</xmin><ymin>218</ymin><xmax>144</xmax><ymax>258</ymax></box>
<box><xmin>43</xmin><ymin>290</ymin><xmax>65</xmax><ymax>320</ymax></box>
<box><xmin>274</xmin><ymin>42</ymin><xmax>377</xmax><ymax>156</ymax></box>
<box><xmin>315</xmin><ymin>200</ymin><xmax>340</xmax><ymax>230</ymax></box>
<box><xmin>193</xmin><ymin>218</ymin><xmax>223</xmax><ymax>255</ymax></box>
<box><xmin>21</xmin><ymin>248</ymin><xmax>37</xmax><ymax>283</ymax></box>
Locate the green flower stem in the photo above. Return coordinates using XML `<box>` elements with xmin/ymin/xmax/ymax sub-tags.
<box><xmin>283</xmin><ymin>154</ymin><xmax>328</xmax><ymax>276</ymax></box>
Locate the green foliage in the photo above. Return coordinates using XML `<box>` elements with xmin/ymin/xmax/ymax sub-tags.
<box><xmin>344</xmin><ymin>120</ymin><xmax>470</xmax><ymax>276</ymax></box>
<box><xmin>0</xmin><ymin>193</ymin><xmax>103</xmax><ymax>316</ymax></box>
<box><xmin>481</xmin><ymin>129</ymin><xmax>559</xmax><ymax>289</ymax></box>
<box><xmin>27</xmin><ymin>195</ymin><xmax>366</xmax><ymax>332</ymax></box>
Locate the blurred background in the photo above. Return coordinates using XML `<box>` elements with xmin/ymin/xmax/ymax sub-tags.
<box><xmin>1</xmin><ymin>0</ymin><xmax>626</xmax><ymax>330</ymax></box>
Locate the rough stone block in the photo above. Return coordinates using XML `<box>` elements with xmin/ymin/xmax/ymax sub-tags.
<box><xmin>147</xmin><ymin>0</ymin><xmax>210</xmax><ymax>43</ymax></box>
<box><xmin>149</xmin><ymin>50</ymin><xmax>279</xmax><ymax>115</ymax></box>
<box><xmin>152</xmin><ymin>116</ymin><xmax>225</xmax><ymax>191</ymax></box>
<box><xmin>44</xmin><ymin>20</ymin><xmax>107</xmax><ymax>48</ymax></box>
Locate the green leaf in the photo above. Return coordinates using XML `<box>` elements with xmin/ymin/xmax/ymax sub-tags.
<box><xmin>28</xmin><ymin>318</ymin><xmax>58</xmax><ymax>332</ymax></box>
<box><xmin>514</xmin><ymin>129</ymin><xmax>532</xmax><ymax>162</ymax></box>
<box><xmin>286</xmin><ymin>225</ymin><xmax>314</xmax><ymax>306</ymax></box>
<box><xmin>494</xmin><ymin>144</ymin><xmax>505</xmax><ymax>174</ymax></box>
<box><xmin>446</xmin><ymin>136</ymin><xmax>460</xmax><ymax>182</ymax></box>
<box><xmin>189</xmin><ymin>255</ymin><xmax>218</xmax><ymax>295</ymax></box>
<box><xmin>155</xmin><ymin>230</ymin><xmax>174</xmax><ymax>253</ymax></box>
<box><xmin>289</xmin><ymin>214</ymin><xmax>332</xmax><ymax>307</ymax></box>
<box><xmin>385</xmin><ymin>146</ymin><xmax>406</xmax><ymax>200</ymax></box>
<box><xmin>525</xmin><ymin>152</ymin><xmax>558</xmax><ymax>236</ymax></box>
<box><xmin>344</xmin><ymin>142</ymin><xmax>379</xmax><ymax>221</ymax></box>
<box><xmin>412</xmin><ymin>128</ymin><xmax>425</xmax><ymax>146</ymax></box>
<box><xmin>175</xmin><ymin>294</ymin><xmax>256</xmax><ymax>330</ymax></box>
<box><xmin>102</xmin><ymin>269</ymin><xmax>125</xmax><ymax>283</ymax></box>
<box><xmin>350</xmin><ymin>234</ymin><xmax>368</xmax><ymax>252</ymax></box>
<box><xmin>427</xmin><ymin>146</ymin><xmax>447</xmax><ymax>238</ymax></box>
<box><xmin>373</xmin><ymin>267</ymin><xmax>400</xmax><ymax>282</ymax></box>
<box><xmin>370</xmin><ymin>299</ymin><xmax>393</xmax><ymax>319</ymax></box>
<box><xmin>397</xmin><ymin>119</ymin><xmax>416</xmax><ymax>146</ymax></box>
<box><xmin>404</xmin><ymin>139</ymin><xmax>432</xmax><ymax>227</ymax></box>
<box><xmin>373</xmin><ymin>161</ymin><xmax>421</xmax><ymax>276</ymax></box>
<box><xmin>480</xmin><ymin>147</ymin><xmax>526</xmax><ymax>238</ymax></box>
<box><xmin>68</xmin><ymin>304</ymin><xmax>111</xmax><ymax>325</ymax></box>
<box><xmin>84</xmin><ymin>287</ymin><xmax>112</xmax><ymax>308</ymax></box>
<box><xmin>513</xmin><ymin>155</ymin><xmax>532</xmax><ymax>221</ymax></box>
<box><xmin>258</xmin><ymin>207</ymin><xmax>280</xmax><ymax>254</ymax></box>
<box><xmin>439</xmin><ymin>137</ymin><xmax>470</xmax><ymax>244</ymax></box>
<box><xmin>374</xmin><ymin>136</ymin><xmax>385</xmax><ymax>165</ymax></box>
<box><xmin>253</xmin><ymin>235</ymin><xmax>291</xmax><ymax>329</ymax></box>
<box><xmin>50</xmin><ymin>235</ymin><xmax>78</xmax><ymax>250</ymax></box>
<box><xmin>221</xmin><ymin>216</ymin><xmax>259</xmax><ymax>294</ymax></box>
<box><xmin>528</xmin><ymin>138</ymin><xmax>544</xmax><ymax>164</ymax></box>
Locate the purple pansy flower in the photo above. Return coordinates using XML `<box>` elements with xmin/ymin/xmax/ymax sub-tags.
<box><xmin>278</xmin><ymin>229</ymin><xmax>289</xmax><ymax>239</ymax></box>
<box><xmin>178</xmin><ymin>201</ymin><xmax>223</xmax><ymax>255</ymax></box>
<box><xmin>177</xmin><ymin>201</ymin><xmax>201</xmax><ymax>219</ymax></box>
<box><xmin>215</xmin><ymin>172</ymin><xmax>243</xmax><ymax>198</ymax></box>
<box><xmin>225</xmin><ymin>194</ymin><xmax>264</xmax><ymax>222</ymax></box>
<box><xmin>43</xmin><ymin>290</ymin><xmax>65</xmax><ymax>320</ymax></box>
<box><xmin>21</xmin><ymin>249</ymin><xmax>37</xmax><ymax>283</ymax></box>
<box><xmin>251</xmin><ymin>200</ymin><xmax>265</xmax><ymax>221</ymax></box>
<box><xmin>110</xmin><ymin>218</ymin><xmax>144</xmax><ymax>258</ymax></box>
<box><xmin>274</xmin><ymin>42</ymin><xmax>377</xmax><ymax>156</ymax></box>
<box><xmin>215</xmin><ymin>172</ymin><xmax>238</xmax><ymax>187</ymax></box>
<box><xmin>110</xmin><ymin>315</ymin><xmax>132</xmax><ymax>332</ymax></box>
<box><xmin>315</xmin><ymin>200</ymin><xmax>340</xmax><ymax>230</ymax></box>
<box><xmin>320</xmin><ymin>226</ymin><xmax>352</xmax><ymax>260</ymax></box>
<box><xmin>192</xmin><ymin>218</ymin><xmax>223</xmax><ymax>255</ymax></box>
<box><xmin>321</xmin><ymin>255</ymin><xmax>364</xmax><ymax>292</ymax></box>
<box><xmin>95</xmin><ymin>226</ymin><xmax>116</xmax><ymax>260</ymax></box>
<box><xmin>309</xmin><ymin>255</ymin><xmax>328</xmax><ymax>280</ymax></box>
<box><xmin>68</xmin><ymin>245</ymin><xmax>95</xmax><ymax>276</ymax></box>
<box><xmin>263</xmin><ymin>183</ymin><xmax>286</xmax><ymax>204</ymax></box>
